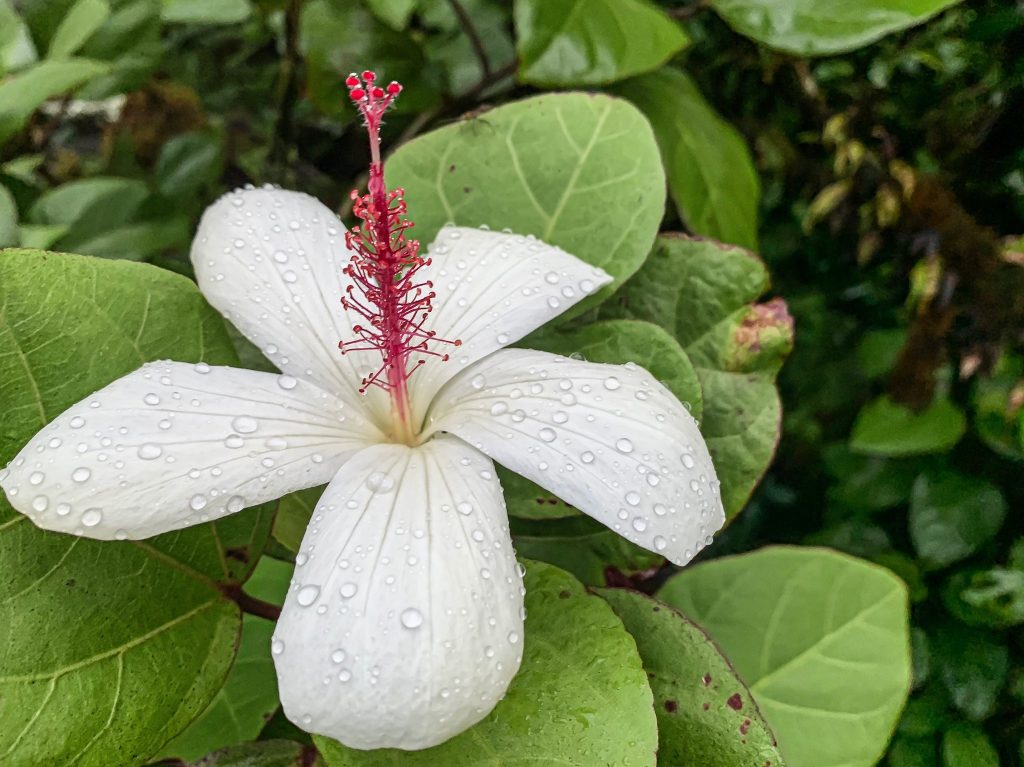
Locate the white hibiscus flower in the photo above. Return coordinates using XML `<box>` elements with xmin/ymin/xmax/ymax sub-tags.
<box><xmin>0</xmin><ymin>72</ymin><xmax>724</xmax><ymax>751</ymax></box>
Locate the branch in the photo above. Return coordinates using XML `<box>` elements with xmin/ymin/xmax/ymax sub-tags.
<box><xmin>222</xmin><ymin>583</ymin><xmax>283</xmax><ymax>620</ymax></box>
<box><xmin>448</xmin><ymin>0</ymin><xmax>491</xmax><ymax>77</ymax></box>
<box><xmin>667</xmin><ymin>1</ymin><xmax>708</xmax><ymax>19</ymax></box>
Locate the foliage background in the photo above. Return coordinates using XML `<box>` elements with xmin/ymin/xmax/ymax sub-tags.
<box><xmin>0</xmin><ymin>0</ymin><xmax>1022</xmax><ymax>765</ymax></box>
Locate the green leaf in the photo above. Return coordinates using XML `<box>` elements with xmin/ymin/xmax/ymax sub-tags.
<box><xmin>387</xmin><ymin>92</ymin><xmax>666</xmax><ymax>316</ymax></box>
<box><xmin>300</xmin><ymin>0</ymin><xmax>437</xmax><ymax>120</ymax></box>
<box><xmin>72</xmin><ymin>217</ymin><xmax>192</xmax><ymax>261</ymax></box>
<box><xmin>161</xmin><ymin>0</ymin><xmax>253</xmax><ymax>24</ymax></box>
<box><xmin>972</xmin><ymin>354</ymin><xmax>1024</xmax><ymax>461</ymax></box>
<box><xmin>611</xmin><ymin>67</ymin><xmax>761</xmax><ymax>250</ymax></box>
<box><xmin>857</xmin><ymin>328</ymin><xmax>908</xmax><ymax>381</ymax></box>
<box><xmin>707</xmin><ymin>0</ymin><xmax>964</xmax><ymax>56</ymax></box>
<box><xmin>598</xmin><ymin>588</ymin><xmax>786</xmax><ymax>766</ymax></box>
<box><xmin>943</xmin><ymin>567</ymin><xmax>1024</xmax><ymax>629</ymax></box>
<box><xmin>47</xmin><ymin>0</ymin><xmax>110</xmax><ymax>59</ymax></box>
<box><xmin>272</xmin><ymin>485</ymin><xmax>323</xmax><ymax>553</ymax></box>
<box><xmin>188</xmin><ymin>740</ymin><xmax>323</xmax><ymax>767</ymax></box>
<box><xmin>29</xmin><ymin>176</ymin><xmax>149</xmax><ymax>232</ymax></box>
<box><xmin>365</xmin><ymin>0</ymin><xmax>416</xmax><ymax>30</ymax></box>
<box><xmin>507</xmin><ymin>319</ymin><xmax>703</xmax><ymax>520</ymax></box>
<box><xmin>0</xmin><ymin>0</ymin><xmax>38</xmax><ymax>75</ymax></box>
<box><xmin>155</xmin><ymin>131</ymin><xmax>225</xmax><ymax>200</ymax></box>
<box><xmin>160</xmin><ymin>616</ymin><xmax>280</xmax><ymax>760</ymax></box>
<box><xmin>941</xmin><ymin>724</ymin><xmax>999</xmax><ymax>767</ymax></box>
<box><xmin>932</xmin><ymin>625</ymin><xmax>1007</xmax><ymax>721</ymax></box>
<box><xmin>0</xmin><ymin>183</ymin><xmax>18</xmax><ymax>246</ymax></box>
<box><xmin>0</xmin><ymin>249</ymin><xmax>272</xmax><ymax>765</ymax></box>
<box><xmin>514</xmin><ymin>0</ymin><xmax>688</xmax><ymax>86</ymax></box>
<box><xmin>908</xmin><ymin>472</ymin><xmax>1006</xmax><ymax>569</ymax></box>
<box><xmin>512</xmin><ymin>516</ymin><xmax>663</xmax><ymax>585</ymax></box>
<box><xmin>850</xmin><ymin>395</ymin><xmax>966</xmax><ymax>457</ymax></box>
<box><xmin>601</xmin><ymin>234</ymin><xmax>793</xmax><ymax>518</ymax></box>
<box><xmin>659</xmin><ymin>546</ymin><xmax>912</xmax><ymax>767</ymax></box>
<box><xmin>0</xmin><ymin>58</ymin><xmax>109</xmax><ymax>144</ymax></box>
<box><xmin>316</xmin><ymin>560</ymin><xmax>658</xmax><ymax>766</ymax></box>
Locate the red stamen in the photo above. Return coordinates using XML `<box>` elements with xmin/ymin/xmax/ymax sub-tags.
<box><xmin>339</xmin><ymin>71</ymin><xmax>460</xmax><ymax>428</ymax></box>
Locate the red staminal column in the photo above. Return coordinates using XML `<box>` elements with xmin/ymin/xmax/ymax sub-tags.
<box><xmin>339</xmin><ymin>72</ymin><xmax>460</xmax><ymax>444</ymax></box>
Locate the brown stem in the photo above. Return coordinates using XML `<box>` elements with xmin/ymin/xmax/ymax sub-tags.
<box><xmin>667</xmin><ymin>1</ymin><xmax>708</xmax><ymax>19</ymax></box>
<box><xmin>268</xmin><ymin>0</ymin><xmax>303</xmax><ymax>174</ymax></box>
<box><xmin>223</xmin><ymin>583</ymin><xmax>283</xmax><ymax>620</ymax></box>
<box><xmin>448</xmin><ymin>0</ymin><xmax>491</xmax><ymax>78</ymax></box>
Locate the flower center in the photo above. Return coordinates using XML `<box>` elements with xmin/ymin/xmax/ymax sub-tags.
<box><xmin>339</xmin><ymin>71</ymin><xmax>460</xmax><ymax>445</ymax></box>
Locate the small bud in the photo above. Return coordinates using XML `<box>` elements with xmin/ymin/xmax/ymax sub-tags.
<box><xmin>371</xmin><ymin>87</ymin><xmax>385</xmax><ymax>99</ymax></box>
<box><xmin>345</xmin><ymin>74</ymin><xmax>360</xmax><ymax>88</ymax></box>
<box><xmin>361</xmin><ymin>70</ymin><xmax>376</xmax><ymax>82</ymax></box>
<box><xmin>387</xmin><ymin>81</ymin><xmax>402</xmax><ymax>95</ymax></box>
<box><xmin>349</xmin><ymin>88</ymin><xmax>366</xmax><ymax>101</ymax></box>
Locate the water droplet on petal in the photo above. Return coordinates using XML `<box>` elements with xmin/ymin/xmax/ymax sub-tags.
<box><xmin>278</xmin><ymin>375</ymin><xmax>298</xmax><ymax>390</ymax></box>
<box><xmin>331</xmin><ymin>649</ymin><xmax>346</xmax><ymax>663</ymax></box>
<box><xmin>340</xmin><ymin>582</ymin><xmax>358</xmax><ymax>599</ymax></box>
<box><xmin>81</xmin><ymin>508</ymin><xmax>102</xmax><ymax>527</ymax></box>
<box><xmin>144</xmin><ymin>393</ymin><xmax>160</xmax><ymax>406</ymax></box>
<box><xmin>580</xmin><ymin>451</ymin><xmax>595</xmax><ymax>464</ymax></box>
<box><xmin>456</xmin><ymin>501</ymin><xmax>473</xmax><ymax>515</ymax></box>
<box><xmin>401</xmin><ymin>608</ymin><xmax>424</xmax><ymax>629</ymax></box>
<box><xmin>653</xmin><ymin>535</ymin><xmax>667</xmax><ymax>551</ymax></box>
<box><xmin>681</xmin><ymin>454</ymin><xmax>696</xmax><ymax>469</ymax></box>
<box><xmin>272</xmin><ymin>638</ymin><xmax>285</xmax><ymax>654</ymax></box>
<box><xmin>538</xmin><ymin>427</ymin><xmax>557</xmax><ymax>443</ymax></box>
<box><xmin>69</xmin><ymin>416</ymin><xmax>85</xmax><ymax>429</ymax></box>
<box><xmin>138</xmin><ymin>443</ymin><xmax>163</xmax><ymax>460</ymax></box>
<box><xmin>625</xmin><ymin>491</ymin><xmax>641</xmax><ymax>506</ymax></box>
<box><xmin>604</xmin><ymin>376</ymin><xmax>621</xmax><ymax>391</ymax></box>
<box><xmin>507</xmin><ymin>631</ymin><xmax>520</xmax><ymax>645</ymax></box>
<box><xmin>490</xmin><ymin>402</ymin><xmax>508</xmax><ymax>416</ymax></box>
<box><xmin>297</xmin><ymin>585</ymin><xmax>320</xmax><ymax>606</ymax></box>
<box><xmin>29</xmin><ymin>471</ymin><xmax>44</xmax><ymax>485</ymax></box>
<box><xmin>616</xmin><ymin>438</ymin><xmax>634</xmax><ymax>454</ymax></box>
<box><xmin>72</xmin><ymin>467</ymin><xmax>91</xmax><ymax>483</ymax></box>
<box><xmin>232</xmin><ymin>416</ymin><xmax>259</xmax><ymax>434</ymax></box>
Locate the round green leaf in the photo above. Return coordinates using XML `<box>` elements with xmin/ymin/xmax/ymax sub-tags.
<box><xmin>850</xmin><ymin>395</ymin><xmax>966</xmax><ymax>457</ymax></box>
<box><xmin>601</xmin><ymin>234</ymin><xmax>793</xmax><ymax>518</ymax></box>
<box><xmin>386</xmin><ymin>92</ymin><xmax>666</xmax><ymax>316</ymax></box>
<box><xmin>316</xmin><ymin>560</ymin><xmax>657</xmax><ymax>766</ymax></box>
<box><xmin>598</xmin><ymin>587</ymin><xmax>786</xmax><ymax>766</ymax></box>
<box><xmin>659</xmin><ymin>546</ymin><xmax>912</xmax><ymax>767</ymax></box>
<box><xmin>0</xmin><ymin>249</ymin><xmax>272</xmax><ymax>765</ymax></box>
<box><xmin>707</xmin><ymin>0</ymin><xmax>963</xmax><ymax>56</ymax></box>
<box><xmin>909</xmin><ymin>472</ymin><xmax>1007</xmax><ymax>570</ymax></box>
<box><xmin>611</xmin><ymin>68</ymin><xmax>761</xmax><ymax>250</ymax></box>
<box><xmin>514</xmin><ymin>0</ymin><xmax>689</xmax><ymax>86</ymax></box>
<box><xmin>159</xmin><ymin>616</ymin><xmax>279</xmax><ymax>761</ymax></box>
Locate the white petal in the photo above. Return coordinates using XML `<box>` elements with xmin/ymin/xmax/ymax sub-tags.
<box><xmin>0</xmin><ymin>362</ymin><xmax>382</xmax><ymax>540</ymax></box>
<box><xmin>407</xmin><ymin>226</ymin><xmax>612</xmax><ymax>427</ymax></box>
<box><xmin>426</xmin><ymin>349</ymin><xmax>725</xmax><ymax>566</ymax></box>
<box><xmin>190</xmin><ymin>187</ymin><xmax>390</xmax><ymax>428</ymax></box>
<box><xmin>273</xmin><ymin>435</ymin><xmax>524</xmax><ymax>751</ymax></box>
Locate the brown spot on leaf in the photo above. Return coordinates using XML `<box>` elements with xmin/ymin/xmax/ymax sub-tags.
<box><xmin>727</xmin><ymin>693</ymin><xmax>743</xmax><ymax>710</ymax></box>
<box><xmin>740</xmin><ymin>718</ymin><xmax>751</xmax><ymax>735</ymax></box>
<box><xmin>558</xmin><ymin>590</ymin><xmax>571</xmax><ymax>599</ymax></box>
<box><xmin>663</xmin><ymin>699</ymin><xmax>678</xmax><ymax>713</ymax></box>
<box><xmin>702</xmin><ymin>673</ymin><xmax>713</xmax><ymax>686</ymax></box>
